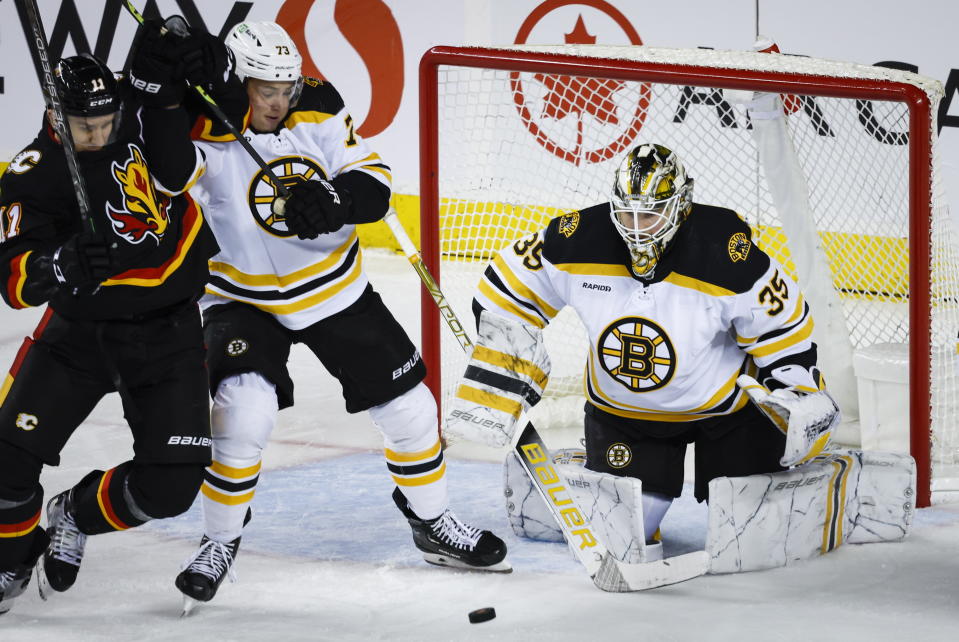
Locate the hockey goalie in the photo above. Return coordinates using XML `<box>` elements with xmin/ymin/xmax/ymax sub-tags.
<box><xmin>445</xmin><ymin>140</ymin><xmax>915</xmax><ymax>575</ymax></box>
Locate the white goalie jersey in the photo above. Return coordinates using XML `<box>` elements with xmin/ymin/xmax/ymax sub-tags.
<box><xmin>191</xmin><ymin>77</ymin><xmax>392</xmax><ymax>330</ymax></box>
<box><xmin>475</xmin><ymin>202</ymin><xmax>816</xmax><ymax>424</ymax></box>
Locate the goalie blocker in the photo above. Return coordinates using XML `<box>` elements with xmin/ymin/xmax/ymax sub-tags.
<box><xmin>507</xmin><ymin>447</ymin><xmax>914</xmax><ymax>573</ymax></box>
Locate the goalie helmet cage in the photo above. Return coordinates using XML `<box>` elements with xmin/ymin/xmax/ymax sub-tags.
<box><xmin>417</xmin><ymin>44</ymin><xmax>958</xmax><ymax>508</ymax></box>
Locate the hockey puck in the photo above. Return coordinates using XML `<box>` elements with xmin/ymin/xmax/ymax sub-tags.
<box><xmin>468</xmin><ymin>607</ymin><xmax>496</xmax><ymax>623</ymax></box>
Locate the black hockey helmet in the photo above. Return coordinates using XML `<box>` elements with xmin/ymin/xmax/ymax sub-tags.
<box><xmin>54</xmin><ymin>53</ymin><xmax>120</xmax><ymax>116</ymax></box>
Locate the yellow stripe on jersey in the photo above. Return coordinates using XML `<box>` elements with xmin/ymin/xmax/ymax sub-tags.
<box><xmin>473</xmin><ymin>345</ymin><xmax>549</xmax><ymax>389</ymax></box>
<box><xmin>586</xmin><ymin>395</ymin><xmax>749</xmax><ymax>422</ymax></box>
<box><xmin>357</xmin><ymin>165</ymin><xmax>392</xmax><ymax>183</ymax></box>
<box><xmin>478</xmin><ymin>279</ymin><xmax>546</xmax><ymax>328</ymax></box>
<box><xmin>207</xmin><ymin>249</ymin><xmax>364</xmax><ymax>315</ymax></box>
<box><xmin>285</xmin><ymin>111</ymin><xmax>335</xmax><ymax>129</ymax></box>
<box><xmin>209</xmin><ymin>460</ymin><xmax>262</xmax><ymax>479</ymax></box>
<box><xmin>662</xmin><ymin>272</ymin><xmax>735</xmax><ymax>297</ymax></box>
<box><xmin>747</xmin><ymin>314</ymin><xmax>814</xmax><ymax>358</ymax></box>
<box><xmin>456</xmin><ymin>384</ymin><xmax>524</xmax><ymax>419</ymax></box>
<box><xmin>492</xmin><ymin>254</ymin><xmax>560</xmax><ymax>319</ymax></box>
<box><xmin>201</xmin><ymin>484</ymin><xmax>256</xmax><ymax>506</ymax></box>
<box><xmin>553</xmin><ymin>263</ymin><xmax>632</xmax><ymax>277</ymax></box>
<box><xmin>384</xmin><ymin>440</ymin><xmax>442</xmax><ymax>463</ymax></box>
<box><xmin>209</xmin><ymin>232</ymin><xmax>358</xmax><ymax>288</ymax></box>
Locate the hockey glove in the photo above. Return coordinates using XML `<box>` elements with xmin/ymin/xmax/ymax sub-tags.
<box><xmin>282</xmin><ymin>179</ymin><xmax>352</xmax><ymax>239</ymax></box>
<box><xmin>737</xmin><ymin>371</ymin><xmax>839</xmax><ymax>467</ymax></box>
<box><xmin>52</xmin><ymin>233</ymin><xmax>117</xmax><ymax>295</ymax></box>
<box><xmin>180</xmin><ymin>31</ymin><xmax>235</xmax><ymax>94</ymax></box>
<box><xmin>129</xmin><ymin>17</ymin><xmax>189</xmax><ymax>107</ymax></box>
<box><xmin>445</xmin><ymin>311</ymin><xmax>551</xmax><ymax>448</ymax></box>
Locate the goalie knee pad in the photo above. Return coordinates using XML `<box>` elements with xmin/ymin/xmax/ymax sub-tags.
<box><xmin>504</xmin><ymin>448</ymin><xmax>658</xmax><ymax>563</ymax></box>
<box><xmin>706</xmin><ymin>449</ymin><xmax>915</xmax><ymax>573</ymax></box>
<box><xmin>211</xmin><ymin>372</ymin><xmax>279</xmax><ymax>462</ymax></box>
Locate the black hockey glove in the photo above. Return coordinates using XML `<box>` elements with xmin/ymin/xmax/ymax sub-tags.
<box><xmin>283</xmin><ymin>179</ymin><xmax>353</xmax><ymax>240</ymax></box>
<box><xmin>180</xmin><ymin>32</ymin><xmax>235</xmax><ymax>94</ymax></box>
<box><xmin>128</xmin><ymin>17</ymin><xmax>189</xmax><ymax>107</ymax></box>
<box><xmin>52</xmin><ymin>233</ymin><xmax>117</xmax><ymax>294</ymax></box>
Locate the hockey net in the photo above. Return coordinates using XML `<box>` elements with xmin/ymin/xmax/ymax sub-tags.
<box><xmin>418</xmin><ymin>44</ymin><xmax>958</xmax><ymax>506</ymax></box>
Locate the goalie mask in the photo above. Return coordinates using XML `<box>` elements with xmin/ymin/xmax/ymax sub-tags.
<box><xmin>610</xmin><ymin>144</ymin><xmax>693</xmax><ymax>278</ymax></box>
<box><xmin>53</xmin><ymin>53</ymin><xmax>122</xmax><ymax>147</ymax></box>
<box><xmin>226</xmin><ymin>21</ymin><xmax>304</xmax><ymax>106</ymax></box>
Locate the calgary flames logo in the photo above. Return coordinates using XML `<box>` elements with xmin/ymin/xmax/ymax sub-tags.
<box><xmin>106</xmin><ymin>144</ymin><xmax>169</xmax><ymax>244</ymax></box>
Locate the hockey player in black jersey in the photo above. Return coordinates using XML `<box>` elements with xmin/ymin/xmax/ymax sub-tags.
<box><xmin>0</xmin><ymin>53</ymin><xmax>218</xmax><ymax>614</ymax></box>
<box><xmin>446</xmin><ymin>143</ymin><xmax>840</xmax><ymax>561</ymax></box>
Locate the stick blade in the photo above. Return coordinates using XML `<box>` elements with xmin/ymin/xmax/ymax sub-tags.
<box><xmin>593</xmin><ymin>550</ymin><xmax>709</xmax><ymax>592</ymax></box>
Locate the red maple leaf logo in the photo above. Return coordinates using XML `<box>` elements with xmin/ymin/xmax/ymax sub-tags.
<box><xmin>534</xmin><ymin>15</ymin><xmax>625</xmax><ymax>126</ymax></box>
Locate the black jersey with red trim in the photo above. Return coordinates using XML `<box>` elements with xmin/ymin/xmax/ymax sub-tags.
<box><xmin>0</xmin><ymin>105</ymin><xmax>217</xmax><ymax>320</ymax></box>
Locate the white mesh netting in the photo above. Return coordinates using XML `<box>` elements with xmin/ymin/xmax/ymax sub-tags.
<box><xmin>424</xmin><ymin>45</ymin><xmax>959</xmax><ymax>497</ymax></box>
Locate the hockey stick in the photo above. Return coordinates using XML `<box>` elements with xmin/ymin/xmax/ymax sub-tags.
<box><xmin>16</xmin><ymin>0</ymin><xmax>96</xmax><ymax>235</ymax></box>
<box><xmin>121</xmin><ymin>0</ymin><xmax>292</xmax><ymax>210</ymax></box>
<box><xmin>383</xmin><ymin>210</ymin><xmax>709</xmax><ymax>591</ymax></box>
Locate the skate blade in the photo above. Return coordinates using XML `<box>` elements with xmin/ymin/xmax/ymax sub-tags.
<box><xmin>180</xmin><ymin>595</ymin><xmax>200</xmax><ymax>617</ymax></box>
<box><xmin>35</xmin><ymin>556</ymin><xmax>52</xmax><ymax>601</ymax></box>
<box><xmin>423</xmin><ymin>553</ymin><xmax>513</xmax><ymax>573</ymax></box>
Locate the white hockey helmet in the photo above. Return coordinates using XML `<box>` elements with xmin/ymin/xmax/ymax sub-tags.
<box><xmin>225</xmin><ymin>21</ymin><xmax>304</xmax><ymax>102</ymax></box>
<box><xmin>610</xmin><ymin>144</ymin><xmax>694</xmax><ymax>278</ymax></box>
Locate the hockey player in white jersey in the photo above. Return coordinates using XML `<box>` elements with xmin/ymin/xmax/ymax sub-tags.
<box><xmin>128</xmin><ymin>19</ymin><xmax>509</xmax><ymax>610</ymax></box>
<box><xmin>446</xmin><ymin>143</ymin><xmax>839</xmax><ymax>555</ymax></box>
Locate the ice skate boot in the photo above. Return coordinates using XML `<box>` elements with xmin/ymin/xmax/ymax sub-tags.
<box><xmin>175</xmin><ymin>535</ymin><xmax>241</xmax><ymax>616</ymax></box>
<box><xmin>0</xmin><ymin>531</ymin><xmax>49</xmax><ymax>615</ymax></box>
<box><xmin>393</xmin><ymin>488</ymin><xmax>511</xmax><ymax>573</ymax></box>
<box><xmin>37</xmin><ymin>490</ymin><xmax>87</xmax><ymax>599</ymax></box>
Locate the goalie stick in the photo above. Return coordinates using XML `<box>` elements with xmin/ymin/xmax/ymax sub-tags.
<box><xmin>383</xmin><ymin>210</ymin><xmax>709</xmax><ymax>591</ymax></box>
<box><xmin>121</xmin><ymin>0</ymin><xmax>292</xmax><ymax>211</ymax></box>
<box><xmin>16</xmin><ymin>0</ymin><xmax>96</xmax><ymax>235</ymax></box>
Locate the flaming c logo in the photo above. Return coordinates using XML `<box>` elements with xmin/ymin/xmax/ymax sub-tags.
<box><xmin>511</xmin><ymin>0</ymin><xmax>649</xmax><ymax>165</ymax></box>
<box><xmin>277</xmin><ymin>0</ymin><xmax>403</xmax><ymax>137</ymax></box>
<box><xmin>107</xmin><ymin>144</ymin><xmax>170</xmax><ymax>244</ymax></box>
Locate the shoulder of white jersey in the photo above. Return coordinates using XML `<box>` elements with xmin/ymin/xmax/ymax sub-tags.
<box><xmin>541</xmin><ymin>202</ymin><xmax>629</xmax><ymax>267</ymax></box>
<box><xmin>667</xmin><ymin>202</ymin><xmax>771</xmax><ymax>294</ymax></box>
<box><xmin>289</xmin><ymin>77</ymin><xmax>346</xmax><ymax>118</ymax></box>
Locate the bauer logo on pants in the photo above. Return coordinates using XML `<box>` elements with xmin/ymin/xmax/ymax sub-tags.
<box><xmin>606</xmin><ymin>442</ymin><xmax>632</xmax><ymax>468</ymax></box>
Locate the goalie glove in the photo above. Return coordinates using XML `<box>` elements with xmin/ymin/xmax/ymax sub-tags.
<box><xmin>737</xmin><ymin>367</ymin><xmax>839</xmax><ymax>467</ymax></box>
<box><xmin>445</xmin><ymin>311</ymin><xmax>550</xmax><ymax>448</ymax></box>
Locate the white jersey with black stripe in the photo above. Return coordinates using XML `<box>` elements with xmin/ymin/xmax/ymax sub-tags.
<box><xmin>475</xmin><ymin>202</ymin><xmax>814</xmax><ymax>423</ymax></box>
<box><xmin>191</xmin><ymin>78</ymin><xmax>391</xmax><ymax>330</ymax></box>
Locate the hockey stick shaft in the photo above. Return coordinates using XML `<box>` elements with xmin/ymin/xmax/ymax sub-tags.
<box><xmin>383</xmin><ymin>209</ymin><xmax>707</xmax><ymax>590</ymax></box>
<box><xmin>16</xmin><ymin>0</ymin><xmax>96</xmax><ymax>234</ymax></box>
<box><xmin>122</xmin><ymin>0</ymin><xmax>291</xmax><ymax>205</ymax></box>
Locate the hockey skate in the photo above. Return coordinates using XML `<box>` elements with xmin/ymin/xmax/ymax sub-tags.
<box><xmin>393</xmin><ymin>488</ymin><xmax>511</xmax><ymax>573</ymax></box>
<box><xmin>175</xmin><ymin>535</ymin><xmax>241</xmax><ymax>616</ymax></box>
<box><xmin>37</xmin><ymin>490</ymin><xmax>87</xmax><ymax>600</ymax></box>
<box><xmin>0</xmin><ymin>531</ymin><xmax>50</xmax><ymax>615</ymax></box>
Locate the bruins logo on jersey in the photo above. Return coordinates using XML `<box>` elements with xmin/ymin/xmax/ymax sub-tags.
<box><xmin>728</xmin><ymin>232</ymin><xmax>751</xmax><ymax>262</ymax></box>
<box><xmin>558</xmin><ymin>211</ymin><xmax>580</xmax><ymax>238</ymax></box>
<box><xmin>107</xmin><ymin>144</ymin><xmax>170</xmax><ymax>244</ymax></box>
<box><xmin>597</xmin><ymin>316</ymin><xmax>676</xmax><ymax>392</ymax></box>
<box><xmin>247</xmin><ymin>155</ymin><xmax>329</xmax><ymax>237</ymax></box>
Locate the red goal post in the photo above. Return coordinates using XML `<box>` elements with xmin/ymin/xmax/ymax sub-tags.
<box><xmin>418</xmin><ymin>44</ymin><xmax>954</xmax><ymax>508</ymax></box>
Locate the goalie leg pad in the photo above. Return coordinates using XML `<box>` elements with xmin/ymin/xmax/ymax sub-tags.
<box><xmin>504</xmin><ymin>449</ymin><xmax>656</xmax><ymax>563</ymax></box>
<box><xmin>706</xmin><ymin>449</ymin><xmax>915</xmax><ymax>574</ymax></box>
